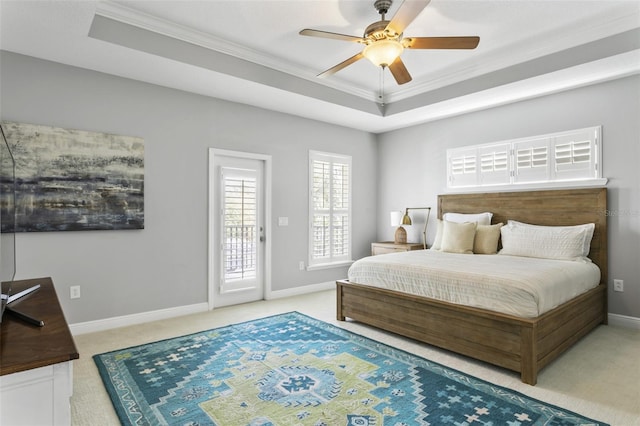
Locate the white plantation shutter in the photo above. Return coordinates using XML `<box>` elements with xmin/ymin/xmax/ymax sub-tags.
<box><xmin>309</xmin><ymin>151</ymin><xmax>351</xmax><ymax>267</ymax></box>
<box><xmin>448</xmin><ymin>144</ymin><xmax>510</xmax><ymax>187</ymax></box>
<box><xmin>447</xmin><ymin>148</ymin><xmax>477</xmax><ymax>188</ymax></box>
<box><xmin>478</xmin><ymin>143</ymin><xmax>510</xmax><ymax>185</ymax></box>
<box><xmin>513</xmin><ymin>137</ymin><xmax>550</xmax><ymax>184</ymax></box>
<box><xmin>221</xmin><ymin>168</ymin><xmax>257</xmax><ymax>283</ymax></box>
<box><xmin>447</xmin><ymin>126</ymin><xmax>602</xmax><ymax>189</ymax></box>
<box><xmin>552</xmin><ymin>129</ymin><xmax>597</xmax><ymax>180</ymax></box>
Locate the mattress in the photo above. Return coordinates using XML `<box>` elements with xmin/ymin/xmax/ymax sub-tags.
<box><xmin>347</xmin><ymin>250</ymin><xmax>601</xmax><ymax>318</ymax></box>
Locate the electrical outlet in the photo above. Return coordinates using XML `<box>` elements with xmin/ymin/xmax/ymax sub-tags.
<box><xmin>613</xmin><ymin>279</ymin><xmax>624</xmax><ymax>292</ymax></box>
<box><xmin>70</xmin><ymin>285</ymin><xmax>81</xmax><ymax>299</ymax></box>
<box><xmin>299</xmin><ymin>261</ymin><xmax>305</xmax><ymax>271</ymax></box>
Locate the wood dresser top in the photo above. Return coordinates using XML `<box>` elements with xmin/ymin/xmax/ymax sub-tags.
<box><xmin>1</xmin><ymin>277</ymin><xmax>79</xmax><ymax>376</ymax></box>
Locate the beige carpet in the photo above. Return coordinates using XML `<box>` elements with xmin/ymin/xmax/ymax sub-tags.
<box><xmin>71</xmin><ymin>289</ymin><xmax>640</xmax><ymax>425</ymax></box>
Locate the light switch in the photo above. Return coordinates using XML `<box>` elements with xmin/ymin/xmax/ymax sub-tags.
<box><xmin>278</xmin><ymin>217</ymin><xmax>289</xmax><ymax>226</ymax></box>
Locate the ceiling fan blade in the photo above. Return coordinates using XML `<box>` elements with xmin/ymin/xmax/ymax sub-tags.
<box><xmin>317</xmin><ymin>53</ymin><xmax>365</xmax><ymax>78</ymax></box>
<box><xmin>299</xmin><ymin>29</ymin><xmax>364</xmax><ymax>43</ymax></box>
<box><xmin>405</xmin><ymin>36</ymin><xmax>480</xmax><ymax>49</ymax></box>
<box><xmin>386</xmin><ymin>0</ymin><xmax>431</xmax><ymax>35</ymax></box>
<box><xmin>388</xmin><ymin>57</ymin><xmax>412</xmax><ymax>85</ymax></box>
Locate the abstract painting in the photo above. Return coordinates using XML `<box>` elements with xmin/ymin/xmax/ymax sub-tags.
<box><xmin>0</xmin><ymin>121</ymin><xmax>144</xmax><ymax>232</ymax></box>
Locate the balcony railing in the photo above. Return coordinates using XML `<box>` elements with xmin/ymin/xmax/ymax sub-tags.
<box><xmin>224</xmin><ymin>224</ymin><xmax>256</xmax><ymax>280</ymax></box>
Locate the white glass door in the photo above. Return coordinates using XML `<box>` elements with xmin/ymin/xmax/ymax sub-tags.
<box><xmin>210</xmin><ymin>153</ymin><xmax>265</xmax><ymax>308</ymax></box>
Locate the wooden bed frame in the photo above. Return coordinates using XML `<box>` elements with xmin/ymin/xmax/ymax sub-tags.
<box><xmin>337</xmin><ymin>188</ymin><xmax>607</xmax><ymax>385</ymax></box>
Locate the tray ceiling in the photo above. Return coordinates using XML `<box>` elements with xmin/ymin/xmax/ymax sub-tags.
<box><xmin>1</xmin><ymin>0</ymin><xmax>639</xmax><ymax>133</ymax></box>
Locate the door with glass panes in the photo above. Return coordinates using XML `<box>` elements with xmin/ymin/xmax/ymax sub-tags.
<box><xmin>211</xmin><ymin>154</ymin><xmax>265</xmax><ymax>307</ymax></box>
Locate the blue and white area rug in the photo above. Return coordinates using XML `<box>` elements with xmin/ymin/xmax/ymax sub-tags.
<box><xmin>94</xmin><ymin>312</ymin><xmax>606</xmax><ymax>425</ymax></box>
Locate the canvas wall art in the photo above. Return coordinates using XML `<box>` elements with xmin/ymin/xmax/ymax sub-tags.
<box><xmin>0</xmin><ymin>121</ymin><xmax>144</xmax><ymax>232</ymax></box>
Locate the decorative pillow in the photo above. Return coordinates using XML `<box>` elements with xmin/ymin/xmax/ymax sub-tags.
<box><xmin>499</xmin><ymin>220</ymin><xmax>595</xmax><ymax>261</ymax></box>
<box><xmin>430</xmin><ymin>219</ymin><xmax>444</xmax><ymax>250</ymax></box>
<box><xmin>443</xmin><ymin>212</ymin><xmax>492</xmax><ymax>226</ymax></box>
<box><xmin>441</xmin><ymin>221</ymin><xmax>477</xmax><ymax>254</ymax></box>
<box><xmin>473</xmin><ymin>223</ymin><xmax>504</xmax><ymax>254</ymax></box>
<box><xmin>509</xmin><ymin>220</ymin><xmax>595</xmax><ymax>257</ymax></box>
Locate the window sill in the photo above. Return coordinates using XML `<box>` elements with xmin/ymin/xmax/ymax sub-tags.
<box><xmin>306</xmin><ymin>260</ymin><xmax>354</xmax><ymax>271</ymax></box>
<box><xmin>446</xmin><ymin>178</ymin><xmax>608</xmax><ymax>193</ymax></box>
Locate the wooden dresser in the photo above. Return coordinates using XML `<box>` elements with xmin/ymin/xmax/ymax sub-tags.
<box><xmin>371</xmin><ymin>241</ymin><xmax>425</xmax><ymax>255</ymax></box>
<box><xmin>1</xmin><ymin>277</ymin><xmax>79</xmax><ymax>425</ymax></box>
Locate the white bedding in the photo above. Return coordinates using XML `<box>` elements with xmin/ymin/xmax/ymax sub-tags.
<box><xmin>347</xmin><ymin>250</ymin><xmax>601</xmax><ymax>318</ymax></box>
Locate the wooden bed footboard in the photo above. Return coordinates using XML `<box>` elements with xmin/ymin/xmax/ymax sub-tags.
<box><xmin>337</xmin><ymin>280</ymin><xmax>606</xmax><ymax>385</ymax></box>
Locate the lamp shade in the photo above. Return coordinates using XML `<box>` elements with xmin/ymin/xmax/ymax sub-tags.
<box><xmin>363</xmin><ymin>40</ymin><xmax>404</xmax><ymax>67</ymax></box>
<box><xmin>402</xmin><ymin>212</ymin><xmax>412</xmax><ymax>225</ymax></box>
<box><xmin>390</xmin><ymin>211</ymin><xmax>402</xmax><ymax>227</ymax></box>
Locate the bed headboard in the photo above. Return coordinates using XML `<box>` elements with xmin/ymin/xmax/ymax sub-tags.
<box><xmin>438</xmin><ymin>188</ymin><xmax>608</xmax><ymax>284</ymax></box>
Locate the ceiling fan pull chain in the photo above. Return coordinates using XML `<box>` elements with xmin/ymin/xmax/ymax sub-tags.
<box><xmin>378</xmin><ymin>67</ymin><xmax>385</xmax><ymax>105</ymax></box>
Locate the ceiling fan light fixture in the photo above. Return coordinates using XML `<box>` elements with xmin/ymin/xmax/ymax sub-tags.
<box><xmin>363</xmin><ymin>39</ymin><xmax>404</xmax><ymax>67</ymax></box>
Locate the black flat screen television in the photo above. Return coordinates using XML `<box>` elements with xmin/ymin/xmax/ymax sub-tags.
<box><xmin>1</xmin><ymin>123</ymin><xmax>17</xmax><ymax>322</ymax></box>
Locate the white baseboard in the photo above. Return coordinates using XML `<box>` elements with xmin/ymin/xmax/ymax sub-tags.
<box><xmin>69</xmin><ymin>289</ymin><xmax>639</xmax><ymax>335</ymax></box>
<box><xmin>266</xmin><ymin>281</ymin><xmax>335</xmax><ymax>300</ymax></box>
<box><xmin>69</xmin><ymin>282</ymin><xmax>338</xmax><ymax>335</ymax></box>
<box><xmin>608</xmin><ymin>313</ymin><xmax>640</xmax><ymax>329</ymax></box>
<box><xmin>69</xmin><ymin>302</ymin><xmax>209</xmax><ymax>335</ymax></box>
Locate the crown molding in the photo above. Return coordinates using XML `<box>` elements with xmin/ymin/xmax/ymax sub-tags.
<box><xmin>387</xmin><ymin>7</ymin><xmax>640</xmax><ymax>103</ymax></box>
<box><xmin>94</xmin><ymin>2</ymin><xmax>377</xmax><ymax>101</ymax></box>
<box><xmin>381</xmin><ymin>49</ymin><xmax>640</xmax><ymax>133</ymax></box>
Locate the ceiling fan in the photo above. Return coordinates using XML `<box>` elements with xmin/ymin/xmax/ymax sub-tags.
<box><xmin>300</xmin><ymin>0</ymin><xmax>480</xmax><ymax>85</ymax></box>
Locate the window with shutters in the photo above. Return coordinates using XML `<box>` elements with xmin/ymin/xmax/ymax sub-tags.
<box><xmin>309</xmin><ymin>151</ymin><xmax>352</xmax><ymax>269</ymax></box>
<box><xmin>447</xmin><ymin>126</ymin><xmax>604</xmax><ymax>190</ymax></box>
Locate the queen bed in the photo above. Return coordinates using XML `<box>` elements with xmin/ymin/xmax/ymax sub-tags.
<box><xmin>337</xmin><ymin>188</ymin><xmax>607</xmax><ymax>385</ymax></box>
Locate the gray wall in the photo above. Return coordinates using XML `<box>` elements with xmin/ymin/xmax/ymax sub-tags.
<box><xmin>2</xmin><ymin>50</ymin><xmax>638</xmax><ymax>323</ymax></box>
<box><xmin>378</xmin><ymin>75</ymin><xmax>640</xmax><ymax>319</ymax></box>
<box><xmin>0</xmin><ymin>51</ymin><xmax>378</xmax><ymax>324</ymax></box>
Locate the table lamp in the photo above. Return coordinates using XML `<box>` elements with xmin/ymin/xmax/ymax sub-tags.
<box><xmin>402</xmin><ymin>207</ymin><xmax>431</xmax><ymax>249</ymax></box>
<box><xmin>390</xmin><ymin>210</ymin><xmax>406</xmax><ymax>244</ymax></box>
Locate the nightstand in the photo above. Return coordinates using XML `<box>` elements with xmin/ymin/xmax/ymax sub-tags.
<box><xmin>371</xmin><ymin>241</ymin><xmax>425</xmax><ymax>255</ymax></box>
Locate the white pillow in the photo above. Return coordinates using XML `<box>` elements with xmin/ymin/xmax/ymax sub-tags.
<box><xmin>441</xmin><ymin>221</ymin><xmax>477</xmax><ymax>254</ymax></box>
<box><xmin>430</xmin><ymin>219</ymin><xmax>444</xmax><ymax>250</ymax></box>
<box><xmin>443</xmin><ymin>212</ymin><xmax>492</xmax><ymax>226</ymax></box>
<box><xmin>474</xmin><ymin>223</ymin><xmax>503</xmax><ymax>254</ymax></box>
<box><xmin>508</xmin><ymin>220</ymin><xmax>595</xmax><ymax>257</ymax></box>
<box><xmin>499</xmin><ymin>220</ymin><xmax>595</xmax><ymax>261</ymax></box>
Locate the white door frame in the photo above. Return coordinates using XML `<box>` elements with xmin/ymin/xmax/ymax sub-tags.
<box><xmin>208</xmin><ymin>148</ymin><xmax>272</xmax><ymax>310</ymax></box>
